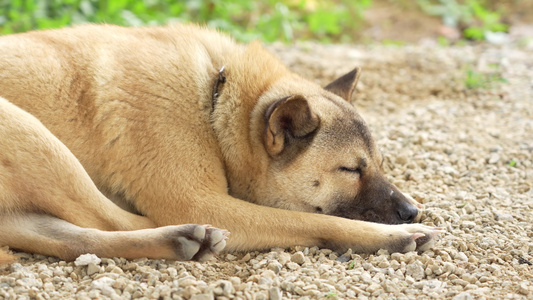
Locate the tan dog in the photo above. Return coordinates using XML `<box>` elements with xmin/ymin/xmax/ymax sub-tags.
<box><xmin>0</xmin><ymin>24</ymin><xmax>441</xmax><ymax>263</ymax></box>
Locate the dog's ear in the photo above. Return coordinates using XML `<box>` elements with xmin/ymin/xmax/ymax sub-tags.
<box><xmin>324</xmin><ymin>67</ymin><xmax>361</xmax><ymax>102</ymax></box>
<box><xmin>264</xmin><ymin>95</ymin><xmax>320</xmax><ymax>156</ymax></box>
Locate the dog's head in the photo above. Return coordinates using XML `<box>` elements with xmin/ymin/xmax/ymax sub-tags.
<box><xmin>256</xmin><ymin>68</ymin><xmax>419</xmax><ymax>224</ymax></box>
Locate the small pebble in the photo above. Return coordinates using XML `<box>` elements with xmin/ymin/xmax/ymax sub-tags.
<box><xmin>87</xmin><ymin>263</ymin><xmax>100</xmax><ymax>276</ymax></box>
<box><xmin>269</xmin><ymin>286</ymin><xmax>282</xmax><ymax>300</ymax></box>
<box><xmin>74</xmin><ymin>254</ymin><xmax>101</xmax><ymax>266</ymax></box>
<box><xmin>291</xmin><ymin>252</ymin><xmax>305</xmax><ymax>265</ymax></box>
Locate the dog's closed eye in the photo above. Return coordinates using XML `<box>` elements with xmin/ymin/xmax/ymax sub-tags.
<box><xmin>339</xmin><ymin>167</ymin><xmax>362</xmax><ymax>174</ymax></box>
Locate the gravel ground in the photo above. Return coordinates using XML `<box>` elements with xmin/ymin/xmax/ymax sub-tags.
<box><xmin>1</xmin><ymin>40</ymin><xmax>532</xmax><ymax>299</ymax></box>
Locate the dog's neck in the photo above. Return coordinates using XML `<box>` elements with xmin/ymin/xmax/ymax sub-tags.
<box><xmin>208</xmin><ymin>42</ymin><xmax>291</xmax><ymax>202</ymax></box>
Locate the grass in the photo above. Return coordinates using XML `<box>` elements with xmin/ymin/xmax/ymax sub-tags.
<box><xmin>465</xmin><ymin>67</ymin><xmax>507</xmax><ymax>90</ymax></box>
<box><xmin>323</xmin><ymin>291</ymin><xmax>338</xmax><ymax>298</ymax></box>
<box><xmin>348</xmin><ymin>260</ymin><xmax>356</xmax><ymax>270</ymax></box>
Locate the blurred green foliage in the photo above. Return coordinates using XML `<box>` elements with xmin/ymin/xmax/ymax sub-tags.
<box><xmin>465</xmin><ymin>66</ymin><xmax>507</xmax><ymax>89</ymax></box>
<box><xmin>417</xmin><ymin>0</ymin><xmax>508</xmax><ymax>41</ymax></box>
<box><xmin>0</xmin><ymin>0</ymin><xmax>371</xmax><ymax>42</ymax></box>
<box><xmin>0</xmin><ymin>0</ymin><xmax>509</xmax><ymax>42</ymax></box>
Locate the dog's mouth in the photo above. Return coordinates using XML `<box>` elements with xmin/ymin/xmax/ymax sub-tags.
<box><xmin>329</xmin><ymin>205</ymin><xmax>419</xmax><ymax>225</ymax></box>
<box><xmin>354</xmin><ymin>210</ymin><xmax>401</xmax><ymax>224</ymax></box>
<box><xmin>361</xmin><ymin>210</ymin><xmax>387</xmax><ymax>224</ymax></box>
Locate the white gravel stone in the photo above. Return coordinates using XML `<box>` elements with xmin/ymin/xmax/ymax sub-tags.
<box><xmin>519</xmin><ymin>282</ymin><xmax>530</xmax><ymax>295</ymax></box>
<box><xmin>286</xmin><ymin>262</ymin><xmax>299</xmax><ymax>270</ymax></box>
<box><xmin>456</xmin><ymin>252</ymin><xmax>468</xmax><ymax>262</ymax></box>
<box><xmin>74</xmin><ymin>254</ymin><xmax>101</xmax><ymax>266</ymax></box>
<box><xmin>290</xmin><ymin>251</ymin><xmax>306</xmax><ymax>265</ymax></box>
<box><xmin>225</xmin><ymin>254</ymin><xmax>237</xmax><ymax>261</ymax></box>
<box><xmin>269</xmin><ymin>286</ymin><xmax>282</xmax><ymax>300</ymax></box>
<box><xmin>278</xmin><ymin>252</ymin><xmax>291</xmax><ymax>265</ymax></box>
<box><xmin>453</xmin><ymin>292</ymin><xmax>473</xmax><ymax>300</ymax></box>
<box><xmin>406</xmin><ymin>262</ymin><xmax>425</xmax><ymax>280</ymax></box>
<box><xmin>190</xmin><ymin>294</ymin><xmax>214</xmax><ymax>300</ymax></box>
<box><xmin>90</xmin><ymin>277</ymin><xmax>116</xmax><ymax>297</ymax></box>
<box><xmin>267</xmin><ymin>261</ymin><xmax>282</xmax><ymax>274</ymax></box>
<box><xmin>86</xmin><ymin>262</ymin><xmax>100</xmax><ymax>276</ymax></box>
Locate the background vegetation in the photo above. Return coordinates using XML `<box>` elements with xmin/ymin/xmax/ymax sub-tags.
<box><xmin>0</xmin><ymin>0</ymin><xmax>514</xmax><ymax>42</ymax></box>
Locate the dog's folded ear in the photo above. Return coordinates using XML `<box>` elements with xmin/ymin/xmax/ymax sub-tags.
<box><xmin>324</xmin><ymin>67</ymin><xmax>361</xmax><ymax>102</ymax></box>
<box><xmin>264</xmin><ymin>95</ymin><xmax>320</xmax><ymax>156</ymax></box>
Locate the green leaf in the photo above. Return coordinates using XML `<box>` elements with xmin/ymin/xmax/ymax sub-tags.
<box><xmin>348</xmin><ymin>260</ymin><xmax>356</xmax><ymax>270</ymax></box>
<box><xmin>463</xmin><ymin>27</ymin><xmax>484</xmax><ymax>40</ymax></box>
<box><xmin>437</xmin><ymin>36</ymin><xmax>450</xmax><ymax>46</ymax></box>
<box><xmin>324</xmin><ymin>291</ymin><xmax>338</xmax><ymax>298</ymax></box>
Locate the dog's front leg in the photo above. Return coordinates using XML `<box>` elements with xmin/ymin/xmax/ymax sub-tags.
<box><xmin>136</xmin><ymin>190</ymin><xmax>442</xmax><ymax>255</ymax></box>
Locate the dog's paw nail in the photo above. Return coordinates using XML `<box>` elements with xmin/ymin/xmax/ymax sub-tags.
<box><xmin>430</xmin><ymin>227</ymin><xmax>446</xmax><ymax>236</ymax></box>
<box><xmin>436</xmin><ymin>229</ymin><xmax>446</xmax><ymax>234</ymax></box>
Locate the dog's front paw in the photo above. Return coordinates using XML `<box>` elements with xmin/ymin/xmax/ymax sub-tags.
<box><xmin>386</xmin><ymin>224</ymin><xmax>445</xmax><ymax>253</ymax></box>
<box><xmin>168</xmin><ymin>224</ymin><xmax>229</xmax><ymax>261</ymax></box>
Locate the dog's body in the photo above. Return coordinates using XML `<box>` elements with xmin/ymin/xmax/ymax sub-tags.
<box><xmin>0</xmin><ymin>24</ymin><xmax>440</xmax><ymax>263</ymax></box>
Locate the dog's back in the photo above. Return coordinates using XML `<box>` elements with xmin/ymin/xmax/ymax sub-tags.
<box><xmin>0</xmin><ymin>25</ymin><xmax>243</xmax><ymax>200</ymax></box>
<box><xmin>0</xmin><ymin>24</ymin><xmax>238</xmax><ymax>145</ymax></box>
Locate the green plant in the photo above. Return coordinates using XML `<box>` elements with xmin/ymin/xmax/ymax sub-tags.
<box><xmin>508</xmin><ymin>159</ymin><xmax>517</xmax><ymax>167</ymax></box>
<box><xmin>465</xmin><ymin>69</ymin><xmax>485</xmax><ymax>89</ymax></box>
<box><xmin>416</xmin><ymin>0</ymin><xmax>508</xmax><ymax>41</ymax></box>
<box><xmin>0</xmin><ymin>0</ymin><xmax>373</xmax><ymax>43</ymax></box>
<box><xmin>417</xmin><ymin>0</ymin><xmax>469</xmax><ymax>28</ymax></box>
<box><xmin>348</xmin><ymin>260</ymin><xmax>356</xmax><ymax>270</ymax></box>
<box><xmin>381</xmin><ymin>39</ymin><xmax>406</xmax><ymax>46</ymax></box>
<box><xmin>462</xmin><ymin>0</ymin><xmax>508</xmax><ymax>40</ymax></box>
<box><xmin>323</xmin><ymin>291</ymin><xmax>338</xmax><ymax>298</ymax></box>
<box><xmin>465</xmin><ymin>66</ymin><xmax>506</xmax><ymax>90</ymax></box>
<box><xmin>305</xmin><ymin>0</ymin><xmax>372</xmax><ymax>43</ymax></box>
<box><xmin>437</xmin><ymin>36</ymin><xmax>451</xmax><ymax>46</ymax></box>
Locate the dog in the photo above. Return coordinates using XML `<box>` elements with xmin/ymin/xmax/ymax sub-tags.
<box><xmin>0</xmin><ymin>24</ymin><xmax>442</xmax><ymax>263</ymax></box>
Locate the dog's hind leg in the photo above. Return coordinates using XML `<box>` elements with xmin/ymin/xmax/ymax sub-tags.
<box><xmin>0</xmin><ymin>97</ymin><xmax>227</xmax><ymax>260</ymax></box>
<box><xmin>0</xmin><ymin>212</ymin><xmax>227</xmax><ymax>261</ymax></box>
<box><xmin>0</xmin><ymin>96</ymin><xmax>154</xmax><ymax>232</ymax></box>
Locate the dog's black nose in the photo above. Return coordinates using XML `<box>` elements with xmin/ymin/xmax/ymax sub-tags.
<box><xmin>398</xmin><ymin>204</ymin><xmax>418</xmax><ymax>223</ymax></box>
